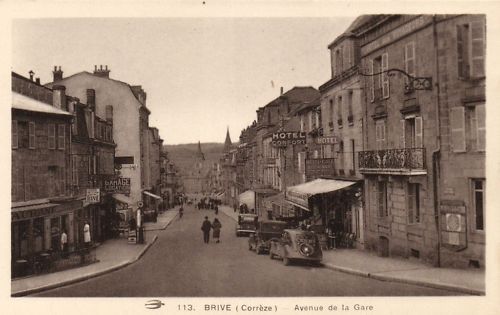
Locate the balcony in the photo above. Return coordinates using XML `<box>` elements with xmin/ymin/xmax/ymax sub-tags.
<box><xmin>358</xmin><ymin>148</ymin><xmax>426</xmax><ymax>175</ymax></box>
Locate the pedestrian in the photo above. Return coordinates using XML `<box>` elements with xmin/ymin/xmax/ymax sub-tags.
<box><xmin>201</xmin><ymin>216</ymin><xmax>212</xmax><ymax>244</ymax></box>
<box><xmin>215</xmin><ymin>204</ymin><xmax>219</xmax><ymax>215</ymax></box>
<box><xmin>60</xmin><ymin>230</ymin><xmax>68</xmax><ymax>257</ymax></box>
<box><xmin>212</xmin><ymin>218</ymin><xmax>222</xmax><ymax>243</ymax></box>
<box><xmin>83</xmin><ymin>221</ymin><xmax>91</xmax><ymax>249</ymax></box>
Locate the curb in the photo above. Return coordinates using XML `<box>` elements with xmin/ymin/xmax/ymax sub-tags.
<box><xmin>145</xmin><ymin>213</ymin><xmax>178</xmax><ymax>232</ymax></box>
<box><xmin>12</xmin><ymin>235</ymin><xmax>161</xmax><ymax>297</ymax></box>
<box><xmin>322</xmin><ymin>263</ymin><xmax>484</xmax><ymax>296</ymax></box>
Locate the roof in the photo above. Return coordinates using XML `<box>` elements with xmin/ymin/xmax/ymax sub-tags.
<box><xmin>327</xmin><ymin>15</ymin><xmax>384</xmax><ymax>49</ymax></box>
<box><xmin>12</xmin><ymin>92</ymin><xmax>72</xmax><ymax>116</ymax></box>
<box><xmin>46</xmin><ymin>71</ymin><xmax>151</xmax><ymax>114</ymax></box>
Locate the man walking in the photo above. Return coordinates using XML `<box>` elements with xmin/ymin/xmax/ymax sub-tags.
<box><xmin>201</xmin><ymin>216</ymin><xmax>212</xmax><ymax>244</ymax></box>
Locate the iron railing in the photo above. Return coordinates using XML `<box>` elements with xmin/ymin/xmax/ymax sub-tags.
<box><xmin>358</xmin><ymin>148</ymin><xmax>426</xmax><ymax>170</ymax></box>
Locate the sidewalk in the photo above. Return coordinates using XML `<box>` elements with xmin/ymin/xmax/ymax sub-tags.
<box><xmin>219</xmin><ymin>205</ymin><xmax>485</xmax><ymax>295</ymax></box>
<box><xmin>11</xmin><ymin>208</ymin><xmax>178</xmax><ymax>297</ymax></box>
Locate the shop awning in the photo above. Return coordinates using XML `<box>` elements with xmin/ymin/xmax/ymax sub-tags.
<box><xmin>238</xmin><ymin>190</ymin><xmax>255</xmax><ymax>209</ymax></box>
<box><xmin>143</xmin><ymin>191</ymin><xmax>162</xmax><ymax>200</ymax></box>
<box><xmin>11</xmin><ymin>202</ymin><xmax>59</xmax><ymax>221</ymax></box>
<box><xmin>285</xmin><ymin>178</ymin><xmax>356</xmax><ymax>210</ymax></box>
<box><xmin>112</xmin><ymin>193</ymin><xmax>134</xmax><ymax>206</ymax></box>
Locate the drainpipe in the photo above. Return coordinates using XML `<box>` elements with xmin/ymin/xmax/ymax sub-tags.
<box><xmin>432</xmin><ymin>15</ymin><xmax>442</xmax><ymax>267</ymax></box>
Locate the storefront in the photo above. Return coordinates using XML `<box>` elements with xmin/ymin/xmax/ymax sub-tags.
<box><xmin>285</xmin><ymin>178</ymin><xmax>363</xmax><ymax>247</ymax></box>
<box><xmin>11</xmin><ymin>199</ymin><xmax>82</xmax><ymax>261</ymax></box>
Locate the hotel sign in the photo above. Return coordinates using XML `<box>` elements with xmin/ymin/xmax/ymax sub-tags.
<box><xmin>86</xmin><ymin>188</ymin><xmax>100</xmax><ymax>204</ymax></box>
<box><xmin>271</xmin><ymin>131</ymin><xmax>306</xmax><ymax>147</ymax></box>
<box><xmin>305</xmin><ymin>158</ymin><xmax>336</xmax><ymax>180</ymax></box>
<box><xmin>315</xmin><ymin>136</ymin><xmax>338</xmax><ymax>145</ymax></box>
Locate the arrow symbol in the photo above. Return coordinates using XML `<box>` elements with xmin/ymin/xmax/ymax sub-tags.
<box><xmin>145</xmin><ymin>299</ymin><xmax>164</xmax><ymax>309</ymax></box>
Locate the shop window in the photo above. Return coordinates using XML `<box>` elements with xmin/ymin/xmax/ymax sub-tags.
<box><xmin>472</xmin><ymin>179</ymin><xmax>485</xmax><ymax>231</ymax></box>
<box><xmin>377</xmin><ymin>181</ymin><xmax>388</xmax><ymax>217</ymax></box>
<box><xmin>28</xmin><ymin>121</ymin><xmax>36</xmax><ymax>149</ymax></box>
<box><xmin>57</xmin><ymin>124</ymin><xmax>65</xmax><ymax>150</ymax></box>
<box><xmin>457</xmin><ymin>21</ymin><xmax>485</xmax><ymax>79</ymax></box>
<box><xmin>33</xmin><ymin>218</ymin><xmax>45</xmax><ymax>252</ymax></box>
<box><xmin>19</xmin><ymin>220</ymin><xmax>30</xmax><ymax>257</ymax></box>
<box><xmin>48</xmin><ymin>124</ymin><xmax>56</xmax><ymax>149</ymax></box>
<box><xmin>407</xmin><ymin>183</ymin><xmax>420</xmax><ymax>224</ymax></box>
<box><xmin>12</xmin><ymin>120</ymin><xmax>18</xmax><ymax>149</ymax></box>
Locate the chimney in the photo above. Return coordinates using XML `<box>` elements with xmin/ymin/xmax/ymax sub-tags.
<box><xmin>93</xmin><ymin>64</ymin><xmax>110</xmax><ymax>78</ymax></box>
<box><xmin>29</xmin><ymin>70</ymin><xmax>34</xmax><ymax>81</ymax></box>
<box><xmin>52</xmin><ymin>85</ymin><xmax>66</xmax><ymax>109</ymax></box>
<box><xmin>280</xmin><ymin>86</ymin><xmax>284</xmax><ymax>95</ymax></box>
<box><xmin>53</xmin><ymin>66</ymin><xmax>63</xmax><ymax>82</ymax></box>
<box><xmin>86</xmin><ymin>89</ymin><xmax>96</xmax><ymax>110</ymax></box>
<box><xmin>35</xmin><ymin>78</ymin><xmax>40</xmax><ymax>85</ymax></box>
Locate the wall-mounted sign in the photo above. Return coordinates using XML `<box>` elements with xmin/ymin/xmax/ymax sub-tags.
<box><xmin>305</xmin><ymin>158</ymin><xmax>336</xmax><ymax>180</ymax></box>
<box><xmin>271</xmin><ymin>131</ymin><xmax>306</xmax><ymax>147</ymax></box>
<box><xmin>86</xmin><ymin>188</ymin><xmax>100</xmax><ymax>204</ymax></box>
<box><xmin>315</xmin><ymin>136</ymin><xmax>338</xmax><ymax>145</ymax></box>
<box><xmin>103</xmin><ymin>177</ymin><xmax>131</xmax><ymax>194</ymax></box>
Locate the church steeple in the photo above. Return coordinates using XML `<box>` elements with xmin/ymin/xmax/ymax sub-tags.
<box><xmin>224</xmin><ymin>126</ymin><xmax>233</xmax><ymax>153</ymax></box>
<box><xmin>197</xmin><ymin>140</ymin><xmax>205</xmax><ymax>160</ymax></box>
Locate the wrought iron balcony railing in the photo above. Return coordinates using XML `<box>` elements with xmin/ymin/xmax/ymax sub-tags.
<box><xmin>358</xmin><ymin>148</ymin><xmax>426</xmax><ymax>175</ymax></box>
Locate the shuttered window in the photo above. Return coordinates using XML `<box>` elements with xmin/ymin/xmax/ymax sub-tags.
<box><xmin>48</xmin><ymin>124</ymin><xmax>56</xmax><ymax>149</ymax></box>
<box><xmin>475</xmin><ymin>104</ymin><xmax>485</xmax><ymax>151</ymax></box>
<box><xmin>470</xmin><ymin>22</ymin><xmax>485</xmax><ymax>78</ymax></box>
<box><xmin>415</xmin><ymin>116</ymin><xmax>423</xmax><ymax>148</ymax></box>
<box><xmin>28</xmin><ymin>122</ymin><xmax>36</xmax><ymax>149</ymax></box>
<box><xmin>12</xmin><ymin>120</ymin><xmax>18</xmax><ymax>149</ymax></box>
<box><xmin>375</xmin><ymin>120</ymin><xmax>386</xmax><ymax>150</ymax></box>
<box><xmin>58</xmin><ymin>125</ymin><xmax>65</xmax><ymax>150</ymax></box>
<box><xmin>404</xmin><ymin>42</ymin><xmax>416</xmax><ymax>87</ymax></box>
<box><xmin>381</xmin><ymin>53</ymin><xmax>390</xmax><ymax>98</ymax></box>
<box><xmin>450</xmin><ymin>107</ymin><xmax>466</xmax><ymax>152</ymax></box>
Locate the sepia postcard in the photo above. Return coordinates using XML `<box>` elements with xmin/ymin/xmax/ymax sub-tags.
<box><xmin>1</xmin><ymin>1</ymin><xmax>499</xmax><ymax>315</ymax></box>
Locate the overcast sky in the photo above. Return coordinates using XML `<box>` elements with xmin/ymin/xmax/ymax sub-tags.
<box><xmin>12</xmin><ymin>17</ymin><xmax>355</xmax><ymax>144</ymax></box>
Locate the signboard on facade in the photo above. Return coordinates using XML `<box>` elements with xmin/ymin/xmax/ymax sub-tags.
<box><xmin>305</xmin><ymin>158</ymin><xmax>336</xmax><ymax>179</ymax></box>
<box><xmin>86</xmin><ymin>188</ymin><xmax>100</xmax><ymax>204</ymax></box>
<box><xmin>315</xmin><ymin>136</ymin><xmax>338</xmax><ymax>145</ymax></box>
<box><xmin>271</xmin><ymin>131</ymin><xmax>306</xmax><ymax>147</ymax></box>
<box><xmin>103</xmin><ymin>177</ymin><xmax>131</xmax><ymax>194</ymax></box>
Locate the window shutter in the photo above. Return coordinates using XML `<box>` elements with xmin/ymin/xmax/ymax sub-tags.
<box><xmin>457</xmin><ymin>25</ymin><xmax>465</xmax><ymax>78</ymax></box>
<box><xmin>450</xmin><ymin>107</ymin><xmax>466</xmax><ymax>152</ymax></box>
<box><xmin>382</xmin><ymin>53</ymin><xmax>390</xmax><ymax>98</ymax></box>
<box><xmin>415</xmin><ymin>116</ymin><xmax>423</xmax><ymax>148</ymax></box>
<box><xmin>28</xmin><ymin>122</ymin><xmax>36</xmax><ymax>149</ymax></box>
<box><xmin>58</xmin><ymin>125</ymin><xmax>65</xmax><ymax>149</ymax></box>
<box><xmin>476</xmin><ymin>104</ymin><xmax>485</xmax><ymax>151</ymax></box>
<box><xmin>370</xmin><ymin>59</ymin><xmax>375</xmax><ymax>102</ymax></box>
<box><xmin>470</xmin><ymin>21</ymin><xmax>485</xmax><ymax>78</ymax></box>
<box><xmin>48</xmin><ymin>124</ymin><xmax>56</xmax><ymax>149</ymax></box>
<box><xmin>12</xmin><ymin>120</ymin><xmax>18</xmax><ymax>149</ymax></box>
<box><xmin>400</xmin><ymin>119</ymin><xmax>406</xmax><ymax>148</ymax></box>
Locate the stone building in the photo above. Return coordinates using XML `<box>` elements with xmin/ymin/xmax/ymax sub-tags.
<box><xmin>355</xmin><ymin>14</ymin><xmax>485</xmax><ymax>268</ymax></box>
<box><xmin>11</xmin><ymin>72</ymin><xmax>75</xmax><ymax>265</ymax></box>
<box><xmin>46</xmin><ymin>65</ymin><xmax>152</xmax><ymax>222</ymax></box>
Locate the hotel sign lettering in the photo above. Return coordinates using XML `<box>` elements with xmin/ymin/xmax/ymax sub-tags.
<box><xmin>271</xmin><ymin>131</ymin><xmax>306</xmax><ymax>147</ymax></box>
<box><xmin>315</xmin><ymin>136</ymin><xmax>338</xmax><ymax>145</ymax></box>
<box><xmin>305</xmin><ymin>158</ymin><xmax>336</xmax><ymax>179</ymax></box>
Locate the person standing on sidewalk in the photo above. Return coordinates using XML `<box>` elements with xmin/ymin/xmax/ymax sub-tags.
<box><xmin>212</xmin><ymin>218</ymin><xmax>222</xmax><ymax>243</ymax></box>
<box><xmin>60</xmin><ymin>230</ymin><xmax>68</xmax><ymax>257</ymax></box>
<box><xmin>201</xmin><ymin>216</ymin><xmax>212</xmax><ymax>244</ymax></box>
<box><xmin>83</xmin><ymin>221</ymin><xmax>91</xmax><ymax>249</ymax></box>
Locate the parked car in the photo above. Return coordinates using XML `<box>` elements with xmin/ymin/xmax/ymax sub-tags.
<box><xmin>235</xmin><ymin>214</ymin><xmax>258</xmax><ymax>237</ymax></box>
<box><xmin>269</xmin><ymin>229</ymin><xmax>323</xmax><ymax>266</ymax></box>
<box><xmin>248</xmin><ymin>220</ymin><xmax>287</xmax><ymax>254</ymax></box>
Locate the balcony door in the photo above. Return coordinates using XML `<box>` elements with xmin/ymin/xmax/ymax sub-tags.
<box><xmin>401</xmin><ymin>116</ymin><xmax>423</xmax><ymax>148</ymax></box>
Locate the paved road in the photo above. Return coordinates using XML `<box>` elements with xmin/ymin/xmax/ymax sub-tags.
<box><xmin>34</xmin><ymin>204</ymin><xmax>458</xmax><ymax>296</ymax></box>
